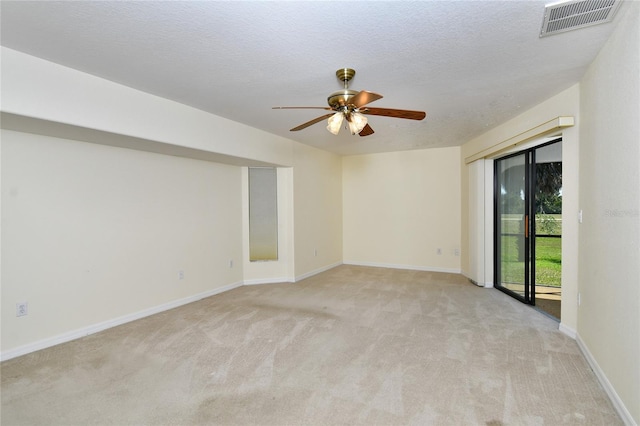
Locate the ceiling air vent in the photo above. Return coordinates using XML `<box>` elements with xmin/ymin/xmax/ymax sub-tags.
<box><xmin>540</xmin><ymin>0</ymin><xmax>622</xmax><ymax>37</ymax></box>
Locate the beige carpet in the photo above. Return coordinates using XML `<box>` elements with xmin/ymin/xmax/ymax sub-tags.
<box><xmin>1</xmin><ymin>266</ymin><xmax>621</xmax><ymax>425</ymax></box>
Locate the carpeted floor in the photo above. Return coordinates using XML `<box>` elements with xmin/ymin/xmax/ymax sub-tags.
<box><xmin>1</xmin><ymin>265</ymin><xmax>621</xmax><ymax>425</ymax></box>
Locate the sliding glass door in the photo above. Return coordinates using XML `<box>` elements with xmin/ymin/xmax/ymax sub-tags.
<box><xmin>494</xmin><ymin>139</ymin><xmax>562</xmax><ymax>317</ymax></box>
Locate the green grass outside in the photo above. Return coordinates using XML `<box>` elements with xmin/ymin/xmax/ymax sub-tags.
<box><xmin>500</xmin><ymin>235</ymin><xmax>561</xmax><ymax>287</ymax></box>
<box><xmin>535</xmin><ymin>237</ymin><xmax>562</xmax><ymax>286</ymax></box>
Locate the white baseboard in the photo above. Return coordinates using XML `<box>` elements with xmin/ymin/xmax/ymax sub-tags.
<box><xmin>343</xmin><ymin>260</ymin><xmax>461</xmax><ymax>274</ymax></box>
<box><xmin>243</xmin><ymin>277</ymin><xmax>294</xmax><ymax>285</ymax></box>
<box><xmin>0</xmin><ymin>280</ymin><xmax>243</xmax><ymax>362</ymax></box>
<box><xmin>295</xmin><ymin>262</ymin><xmax>342</xmax><ymax>282</ymax></box>
<box><xmin>559</xmin><ymin>323</ymin><xmax>577</xmax><ymax>339</ymax></box>
<box><xmin>461</xmin><ymin>272</ymin><xmax>494</xmax><ymax>288</ymax></box>
<box><xmin>575</xmin><ymin>333</ymin><xmax>636</xmax><ymax>425</ymax></box>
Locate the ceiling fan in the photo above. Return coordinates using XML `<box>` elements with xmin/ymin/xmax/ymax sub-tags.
<box><xmin>273</xmin><ymin>68</ymin><xmax>426</xmax><ymax>137</ymax></box>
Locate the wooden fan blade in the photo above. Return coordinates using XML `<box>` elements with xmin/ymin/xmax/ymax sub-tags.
<box><xmin>362</xmin><ymin>107</ymin><xmax>426</xmax><ymax>120</ymax></box>
<box><xmin>273</xmin><ymin>106</ymin><xmax>332</xmax><ymax>110</ymax></box>
<box><xmin>349</xmin><ymin>91</ymin><xmax>383</xmax><ymax>108</ymax></box>
<box><xmin>290</xmin><ymin>113</ymin><xmax>334</xmax><ymax>131</ymax></box>
<box><xmin>359</xmin><ymin>123</ymin><xmax>375</xmax><ymax>137</ymax></box>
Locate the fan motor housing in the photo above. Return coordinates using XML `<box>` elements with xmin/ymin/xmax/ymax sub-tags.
<box><xmin>327</xmin><ymin>89</ymin><xmax>358</xmax><ymax>109</ymax></box>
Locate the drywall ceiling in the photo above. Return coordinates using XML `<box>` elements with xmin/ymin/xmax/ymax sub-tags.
<box><xmin>0</xmin><ymin>1</ymin><xmax>626</xmax><ymax>156</ymax></box>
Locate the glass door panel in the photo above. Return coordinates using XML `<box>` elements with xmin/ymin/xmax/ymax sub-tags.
<box><xmin>495</xmin><ymin>152</ymin><xmax>531</xmax><ymax>302</ymax></box>
<box><xmin>532</xmin><ymin>142</ymin><xmax>562</xmax><ymax>318</ymax></box>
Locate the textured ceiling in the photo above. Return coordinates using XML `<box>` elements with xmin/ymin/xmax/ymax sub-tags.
<box><xmin>0</xmin><ymin>1</ymin><xmax>626</xmax><ymax>156</ymax></box>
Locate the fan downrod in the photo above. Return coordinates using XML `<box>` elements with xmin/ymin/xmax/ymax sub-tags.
<box><xmin>328</xmin><ymin>68</ymin><xmax>357</xmax><ymax>109</ymax></box>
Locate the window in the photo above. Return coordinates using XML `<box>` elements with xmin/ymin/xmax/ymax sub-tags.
<box><xmin>248</xmin><ymin>167</ymin><xmax>278</xmax><ymax>261</ymax></box>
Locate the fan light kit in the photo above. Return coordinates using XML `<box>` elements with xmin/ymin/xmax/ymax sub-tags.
<box><xmin>273</xmin><ymin>68</ymin><xmax>426</xmax><ymax>137</ymax></box>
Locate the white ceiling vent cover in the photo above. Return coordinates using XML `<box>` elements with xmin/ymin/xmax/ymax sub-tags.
<box><xmin>540</xmin><ymin>0</ymin><xmax>622</xmax><ymax>37</ymax></box>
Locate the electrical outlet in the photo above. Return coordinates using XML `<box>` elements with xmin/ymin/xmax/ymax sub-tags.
<box><xmin>16</xmin><ymin>302</ymin><xmax>28</xmax><ymax>317</ymax></box>
<box><xmin>229</xmin><ymin>259</ymin><xmax>233</xmax><ymax>268</ymax></box>
<box><xmin>454</xmin><ymin>248</ymin><xmax>460</xmax><ymax>256</ymax></box>
<box><xmin>179</xmin><ymin>270</ymin><xmax>184</xmax><ymax>280</ymax></box>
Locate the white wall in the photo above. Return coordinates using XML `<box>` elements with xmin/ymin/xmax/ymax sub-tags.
<box><xmin>292</xmin><ymin>143</ymin><xmax>343</xmax><ymax>280</ymax></box>
<box><xmin>343</xmin><ymin>147</ymin><xmax>461</xmax><ymax>272</ymax></box>
<box><xmin>578</xmin><ymin>1</ymin><xmax>640</xmax><ymax>423</ymax></box>
<box><xmin>1</xmin><ymin>130</ymin><xmax>244</xmax><ymax>356</ymax></box>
